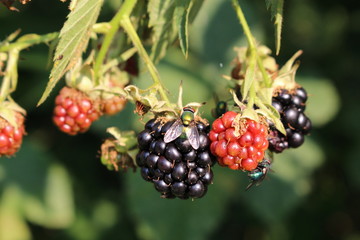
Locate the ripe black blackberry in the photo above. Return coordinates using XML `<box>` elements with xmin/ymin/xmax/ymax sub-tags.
<box><xmin>136</xmin><ymin>118</ymin><xmax>216</xmax><ymax>199</ymax></box>
<box><xmin>268</xmin><ymin>87</ymin><xmax>312</xmax><ymax>153</ymax></box>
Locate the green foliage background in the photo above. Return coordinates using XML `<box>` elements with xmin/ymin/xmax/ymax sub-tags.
<box><xmin>0</xmin><ymin>0</ymin><xmax>358</xmax><ymax>239</ymax></box>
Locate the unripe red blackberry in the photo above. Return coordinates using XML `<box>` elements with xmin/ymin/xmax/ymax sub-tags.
<box><xmin>268</xmin><ymin>87</ymin><xmax>312</xmax><ymax>153</ymax></box>
<box><xmin>209</xmin><ymin>111</ymin><xmax>269</xmax><ymax>171</ymax></box>
<box><xmin>136</xmin><ymin>115</ymin><xmax>216</xmax><ymax>199</ymax></box>
<box><xmin>0</xmin><ymin>111</ymin><xmax>25</xmax><ymax>157</ymax></box>
<box><xmin>101</xmin><ymin>96</ymin><xmax>127</xmax><ymax>116</ymax></box>
<box><xmin>53</xmin><ymin>87</ymin><xmax>102</xmax><ymax>135</ymax></box>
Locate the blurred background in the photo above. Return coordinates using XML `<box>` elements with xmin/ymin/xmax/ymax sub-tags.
<box><xmin>0</xmin><ymin>0</ymin><xmax>358</xmax><ymax>239</ymax></box>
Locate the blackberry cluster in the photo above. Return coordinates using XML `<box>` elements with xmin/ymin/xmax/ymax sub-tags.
<box><xmin>268</xmin><ymin>87</ymin><xmax>312</xmax><ymax>153</ymax></box>
<box><xmin>136</xmin><ymin>118</ymin><xmax>216</xmax><ymax>199</ymax></box>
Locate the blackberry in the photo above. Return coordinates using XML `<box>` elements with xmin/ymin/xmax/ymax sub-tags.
<box><xmin>268</xmin><ymin>87</ymin><xmax>312</xmax><ymax>153</ymax></box>
<box><xmin>136</xmin><ymin>117</ymin><xmax>216</xmax><ymax>199</ymax></box>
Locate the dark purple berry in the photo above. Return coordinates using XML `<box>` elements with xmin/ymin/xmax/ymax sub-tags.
<box><xmin>201</xmin><ymin>170</ymin><xmax>213</xmax><ymax>185</ymax></box>
<box><xmin>296</xmin><ymin>87</ymin><xmax>308</xmax><ymax>102</ymax></box>
<box><xmin>164</xmin><ymin>173</ymin><xmax>173</xmax><ymax>184</ymax></box>
<box><xmin>154</xmin><ymin>179</ymin><xmax>170</xmax><ymax>193</ymax></box>
<box><xmin>283</xmin><ymin>107</ymin><xmax>299</xmax><ymax>127</ymax></box>
<box><xmin>154</xmin><ymin>168</ymin><xmax>164</xmax><ymax>179</ymax></box>
<box><xmin>152</xmin><ymin>139</ymin><xmax>166</xmax><ymax>155</ymax></box>
<box><xmin>188</xmin><ymin>181</ymin><xmax>206</xmax><ymax>198</ymax></box>
<box><xmin>288</xmin><ymin>132</ymin><xmax>304</xmax><ymax>148</ymax></box>
<box><xmin>186</xmin><ymin>171</ymin><xmax>199</xmax><ymax>185</ymax></box>
<box><xmin>153</xmin><ymin>122</ymin><xmax>162</xmax><ymax>138</ymax></box>
<box><xmin>145</xmin><ymin>118</ymin><xmax>156</xmax><ymax>130</ymax></box>
<box><xmin>164</xmin><ymin>143</ymin><xmax>182</xmax><ymax>162</ymax></box>
<box><xmin>198</xmin><ymin>133</ymin><xmax>210</xmax><ymax>151</ymax></box>
<box><xmin>172</xmin><ymin>162</ymin><xmax>187</xmax><ymax>181</ymax></box>
<box><xmin>175</xmin><ymin>137</ymin><xmax>192</xmax><ymax>153</ymax></box>
<box><xmin>183</xmin><ymin>149</ymin><xmax>196</xmax><ymax>162</ymax></box>
<box><xmin>137</xmin><ymin>130</ymin><xmax>152</xmax><ymax>150</ymax></box>
<box><xmin>197</xmin><ymin>151</ymin><xmax>212</xmax><ymax>167</ymax></box>
<box><xmin>171</xmin><ymin>181</ymin><xmax>187</xmax><ymax>197</ymax></box>
<box><xmin>141</xmin><ymin>167</ymin><xmax>153</xmax><ymax>181</ymax></box>
<box><xmin>277</xmin><ymin>90</ymin><xmax>291</xmax><ymax>104</ymax></box>
<box><xmin>272</xmin><ymin>101</ymin><xmax>283</xmax><ymax>113</ymax></box>
<box><xmin>196</xmin><ymin>167</ymin><xmax>207</xmax><ymax>177</ymax></box>
<box><xmin>136</xmin><ymin>150</ymin><xmax>149</xmax><ymax>167</ymax></box>
<box><xmin>296</xmin><ymin>112</ymin><xmax>307</xmax><ymax>129</ymax></box>
<box><xmin>291</xmin><ymin>95</ymin><xmax>305</xmax><ymax>110</ymax></box>
<box><xmin>302</xmin><ymin>118</ymin><xmax>312</xmax><ymax>134</ymax></box>
<box><xmin>161</xmin><ymin>120</ymin><xmax>175</xmax><ymax>135</ymax></box>
<box><xmin>146</xmin><ymin>154</ymin><xmax>159</xmax><ymax>168</ymax></box>
<box><xmin>197</xmin><ymin>122</ymin><xmax>208</xmax><ymax>132</ymax></box>
<box><xmin>157</xmin><ymin>156</ymin><xmax>173</xmax><ymax>173</ymax></box>
<box><xmin>187</xmin><ymin>161</ymin><xmax>197</xmax><ymax>169</ymax></box>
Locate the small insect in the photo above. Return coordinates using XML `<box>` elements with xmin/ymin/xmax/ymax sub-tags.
<box><xmin>246</xmin><ymin>159</ymin><xmax>271</xmax><ymax>190</ymax></box>
<box><xmin>211</xmin><ymin>100</ymin><xmax>228</xmax><ymax>118</ymax></box>
<box><xmin>164</xmin><ymin>107</ymin><xmax>200</xmax><ymax>149</ymax></box>
<box><xmin>56</xmin><ymin>55</ymin><xmax>63</xmax><ymax>61</ymax></box>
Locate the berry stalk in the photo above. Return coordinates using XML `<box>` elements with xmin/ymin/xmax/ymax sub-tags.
<box><xmin>93</xmin><ymin>0</ymin><xmax>137</xmax><ymax>82</ymax></box>
<box><xmin>120</xmin><ymin>18</ymin><xmax>171</xmax><ymax>107</ymax></box>
<box><xmin>231</xmin><ymin>0</ymin><xmax>272</xmax><ymax>88</ymax></box>
<box><xmin>93</xmin><ymin>0</ymin><xmax>171</xmax><ymax>108</ymax></box>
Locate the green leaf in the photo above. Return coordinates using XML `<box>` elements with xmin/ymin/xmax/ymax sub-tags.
<box><xmin>242</xmin><ymin>138</ymin><xmax>325</xmax><ymax>223</ymax></box>
<box><xmin>297</xmin><ymin>77</ymin><xmax>340</xmax><ymax>127</ymax></box>
<box><xmin>147</xmin><ymin>0</ymin><xmax>176</xmax><ymax>63</ymax></box>
<box><xmin>255</xmin><ymin>99</ymin><xmax>286</xmax><ymax>134</ymax></box>
<box><xmin>188</xmin><ymin>0</ymin><xmax>205</xmax><ymax>23</ymax></box>
<box><xmin>37</xmin><ymin>0</ymin><xmax>104</xmax><ymax>106</ymax></box>
<box><xmin>174</xmin><ymin>0</ymin><xmax>192</xmax><ymax>58</ymax></box>
<box><xmin>241</xmin><ymin>52</ymin><xmax>256</xmax><ymax>100</ymax></box>
<box><xmin>0</xmin><ymin>185</ymin><xmax>31</xmax><ymax>240</ymax></box>
<box><xmin>126</xmin><ymin>166</ymin><xmax>236</xmax><ymax>240</ymax></box>
<box><xmin>0</xmin><ymin>137</ymin><xmax>75</xmax><ymax>229</ymax></box>
<box><xmin>265</xmin><ymin>0</ymin><xmax>284</xmax><ymax>55</ymax></box>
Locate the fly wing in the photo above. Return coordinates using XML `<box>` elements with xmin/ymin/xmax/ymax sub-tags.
<box><xmin>185</xmin><ymin>123</ymin><xmax>200</xmax><ymax>150</ymax></box>
<box><xmin>164</xmin><ymin>119</ymin><xmax>183</xmax><ymax>143</ymax></box>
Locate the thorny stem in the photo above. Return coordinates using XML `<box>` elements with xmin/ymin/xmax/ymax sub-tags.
<box><xmin>232</xmin><ymin>0</ymin><xmax>272</xmax><ymax>88</ymax></box>
<box><xmin>93</xmin><ymin>0</ymin><xmax>171</xmax><ymax>107</ymax></box>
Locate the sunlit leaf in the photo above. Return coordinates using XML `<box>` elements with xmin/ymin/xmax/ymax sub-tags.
<box><xmin>241</xmin><ymin>52</ymin><xmax>256</xmax><ymax>100</ymax></box>
<box><xmin>265</xmin><ymin>0</ymin><xmax>284</xmax><ymax>55</ymax></box>
<box><xmin>37</xmin><ymin>0</ymin><xmax>104</xmax><ymax>106</ymax></box>
<box><xmin>174</xmin><ymin>0</ymin><xmax>192</xmax><ymax>58</ymax></box>
<box><xmin>147</xmin><ymin>0</ymin><xmax>176</xmax><ymax>63</ymax></box>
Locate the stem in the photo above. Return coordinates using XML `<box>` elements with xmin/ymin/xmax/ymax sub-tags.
<box><xmin>232</xmin><ymin>0</ymin><xmax>255</xmax><ymax>50</ymax></box>
<box><xmin>93</xmin><ymin>0</ymin><xmax>138</xmax><ymax>82</ymax></box>
<box><xmin>0</xmin><ymin>49</ymin><xmax>19</xmax><ymax>103</ymax></box>
<box><xmin>120</xmin><ymin>18</ymin><xmax>170</xmax><ymax>106</ymax></box>
<box><xmin>256</xmin><ymin>56</ymin><xmax>272</xmax><ymax>88</ymax></box>
<box><xmin>247</xmin><ymin>79</ymin><xmax>255</xmax><ymax>109</ymax></box>
<box><xmin>232</xmin><ymin>0</ymin><xmax>272</xmax><ymax>88</ymax></box>
<box><xmin>93</xmin><ymin>0</ymin><xmax>171</xmax><ymax>107</ymax></box>
<box><xmin>0</xmin><ymin>32</ymin><xmax>58</xmax><ymax>52</ymax></box>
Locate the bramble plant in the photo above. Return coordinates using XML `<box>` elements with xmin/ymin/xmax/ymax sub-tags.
<box><xmin>0</xmin><ymin>0</ymin><xmax>325</xmax><ymax>238</ymax></box>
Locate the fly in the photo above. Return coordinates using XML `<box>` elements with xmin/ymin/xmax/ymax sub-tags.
<box><xmin>164</xmin><ymin>107</ymin><xmax>200</xmax><ymax>150</ymax></box>
<box><xmin>246</xmin><ymin>159</ymin><xmax>271</xmax><ymax>190</ymax></box>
